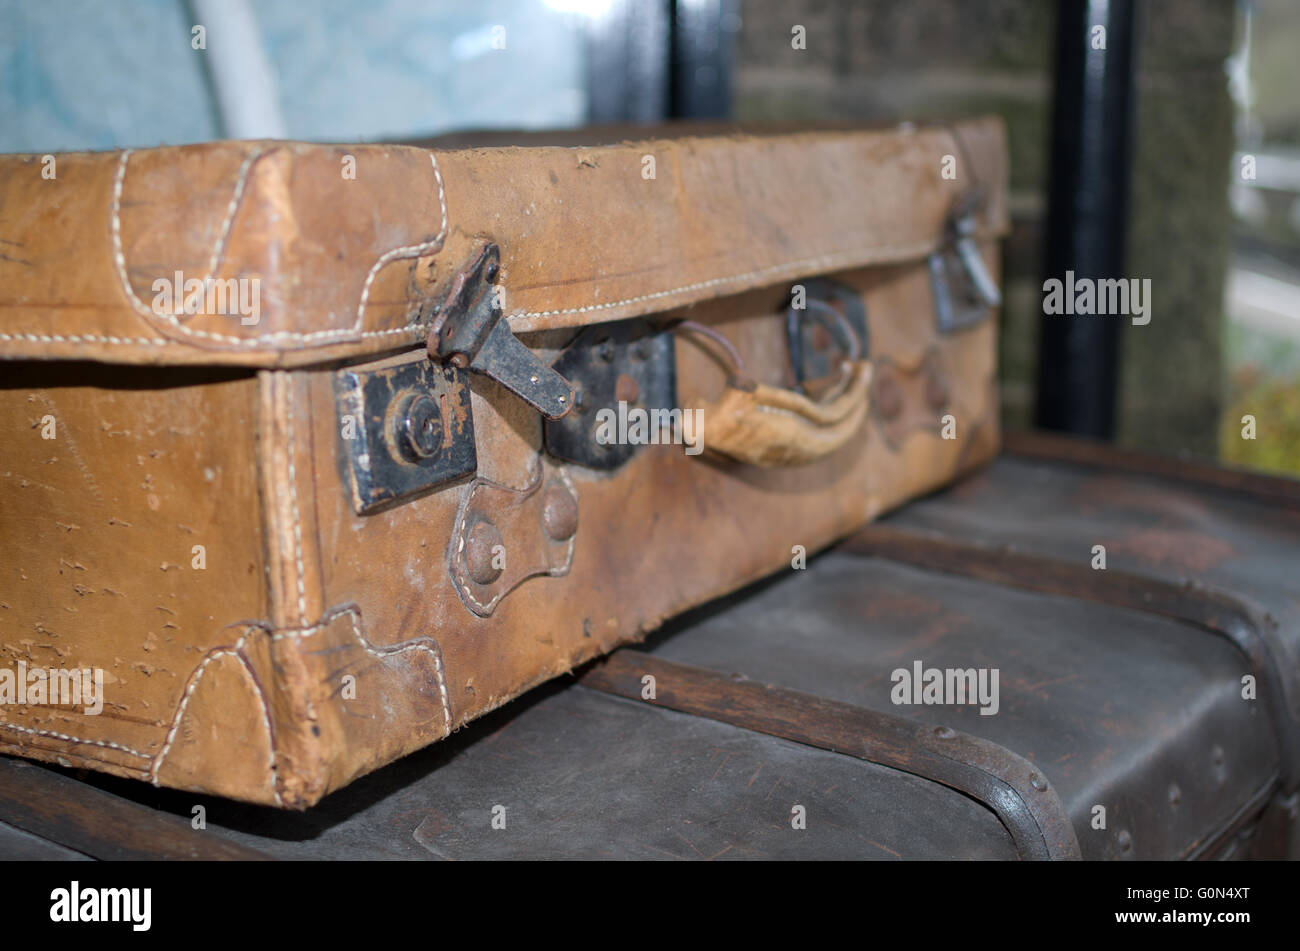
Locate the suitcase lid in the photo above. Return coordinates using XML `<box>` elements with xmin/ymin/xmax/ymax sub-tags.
<box><xmin>0</xmin><ymin>118</ymin><xmax>1007</xmax><ymax>369</ymax></box>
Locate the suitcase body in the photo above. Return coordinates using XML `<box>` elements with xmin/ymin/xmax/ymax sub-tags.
<box><xmin>0</xmin><ymin>120</ymin><xmax>1008</xmax><ymax>805</ymax></box>
<box><xmin>6</xmin><ymin>437</ymin><xmax>1289</xmax><ymax>860</ymax></box>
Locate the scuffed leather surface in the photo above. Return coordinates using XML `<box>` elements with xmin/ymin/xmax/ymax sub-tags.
<box><xmin>0</xmin><ymin>121</ymin><xmax>1007</xmax><ymax>806</ymax></box>
<box><xmin>280</xmin><ymin>257</ymin><xmax>1000</xmax><ymax>805</ymax></box>
<box><xmin>0</xmin><ymin>119</ymin><xmax>1006</xmax><ymax>366</ymax></box>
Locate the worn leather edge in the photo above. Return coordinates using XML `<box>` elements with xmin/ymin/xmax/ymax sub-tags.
<box><xmin>0</xmin><ymin>118</ymin><xmax>1008</xmax><ymax>366</ymax></box>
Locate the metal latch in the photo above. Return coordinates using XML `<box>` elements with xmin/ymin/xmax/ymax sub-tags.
<box><xmin>928</xmin><ymin>202</ymin><xmax>1001</xmax><ymax>334</ymax></box>
<box><xmin>427</xmin><ymin>243</ymin><xmax>574</xmax><ymax>420</ymax></box>
<box><xmin>335</xmin><ymin>244</ymin><xmax>581</xmax><ymax>514</ymax></box>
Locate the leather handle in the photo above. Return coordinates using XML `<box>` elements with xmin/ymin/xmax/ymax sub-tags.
<box><xmin>699</xmin><ymin>359</ymin><xmax>873</xmax><ymax>467</ymax></box>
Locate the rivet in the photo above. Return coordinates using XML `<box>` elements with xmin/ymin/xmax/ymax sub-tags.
<box><xmin>465</xmin><ymin>521</ymin><xmax>504</xmax><ymax>585</ymax></box>
<box><xmin>615</xmin><ymin>373</ymin><xmax>640</xmax><ymax>404</ymax></box>
<box><xmin>392</xmin><ymin>393</ymin><xmax>442</xmax><ymax>462</ymax></box>
<box><xmin>933</xmin><ymin>725</ymin><xmax>955</xmax><ymax>739</ymax></box>
<box><xmin>1117</xmin><ymin>829</ymin><xmax>1133</xmax><ymax>853</ymax></box>
<box><xmin>541</xmin><ymin>486</ymin><xmax>578</xmax><ymax>542</ymax></box>
<box><xmin>875</xmin><ymin>375</ymin><xmax>904</xmax><ymax>421</ymax></box>
<box><xmin>596</xmin><ymin>338</ymin><xmax>616</xmax><ymax>363</ymax></box>
<box><xmin>924</xmin><ymin>371</ymin><xmax>949</xmax><ymax>411</ymax></box>
<box><xmin>1168</xmin><ymin>783</ymin><xmax>1181</xmax><ymax>806</ymax></box>
<box><xmin>1030</xmin><ymin>773</ymin><xmax>1047</xmax><ymax>791</ymax></box>
<box><xmin>485</xmin><ymin>260</ymin><xmax>499</xmax><ymax>283</ymax></box>
<box><xmin>632</xmin><ymin>338</ymin><xmax>653</xmax><ymax>360</ymax></box>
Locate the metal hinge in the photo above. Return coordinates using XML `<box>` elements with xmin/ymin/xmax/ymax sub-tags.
<box><xmin>928</xmin><ymin>201</ymin><xmax>1002</xmax><ymax>334</ymax></box>
<box><xmin>426</xmin><ymin>243</ymin><xmax>574</xmax><ymax>420</ymax></box>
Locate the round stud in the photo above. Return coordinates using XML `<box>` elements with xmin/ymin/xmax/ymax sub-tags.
<box><xmin>541</xmin><ymin>486</ymin><xmax>578</xmax><ymax>542</ymax></box>
<box><xmin>615</xmin><ymin>373</ymin><xmax>640</xmax><ymax>404</ymax></box>
<box><xmin>875</xmin><ymin>375</ymin><xmax>905</xmax><ymax>421</ymax></box>
<box><xmin>924</xmin><ymin>371</ymin><xmax>950</xmax><ymax>411</ymax></box>
<box><xmin>465</xmin><ymin>521</ymin><xmax>504</xmax><ymax>585</ymax></box>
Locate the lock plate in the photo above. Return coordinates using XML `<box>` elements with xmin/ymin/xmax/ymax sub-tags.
<box><xmin>543</xmin><ymin>318</ymin><xmax>676</xmax><ymax>470</ymax></box>
<box><xmin>335</xmin><ymin>358</ymin><xmax>477</xmax><ymax>514</ymax></box>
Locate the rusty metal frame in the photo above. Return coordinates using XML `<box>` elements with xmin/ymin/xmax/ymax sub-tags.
<box><xmin>578</xmin><ymin>651</ymin><xmax>1081</xmax><ymax>860</ymax></box>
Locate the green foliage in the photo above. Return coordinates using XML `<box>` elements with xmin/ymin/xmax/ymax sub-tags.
<box><xmin>1220</xmin><ymin>367</ymin><xmax>1300</xmax><ymax>476</ymax></box>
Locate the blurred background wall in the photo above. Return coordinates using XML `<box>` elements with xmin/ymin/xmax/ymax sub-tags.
<box><xmin>2</xmin><ymin>0</ymin><xmax>1297</xmax><ymax>473</ymax></box>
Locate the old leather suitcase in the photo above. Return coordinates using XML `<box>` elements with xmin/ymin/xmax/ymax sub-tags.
<box><xmin>0</xmin><ymin>118</ymin><xmax>1008</xmax><ymax>806</ymax></box>
<box><xmin>5</xmin><ymin>435</ymin><xmax>1289</xmax><ymax>860</ymax></box>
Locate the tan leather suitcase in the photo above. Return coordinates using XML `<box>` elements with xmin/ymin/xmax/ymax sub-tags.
<box><xmin>0</xmin><ymin>118</ymin><xmax>1008</xmax><ymax>806</ymax></box>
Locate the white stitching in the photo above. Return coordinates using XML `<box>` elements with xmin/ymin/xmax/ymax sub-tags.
<box><xmin>269</xmin><ymin>605</ymin><xmax>452</xmax><ymax>736</ymax></box>
<box><xmin>504</xmin><ymin>237</ymin><xmax>940</xmax><ymax>323</ymax></box>
<box><xmin>450</xmin><ymin>461</ymin><xmax>576</xmax><ymax>615</ymax></box>
<box><xmin>353</xmin><ymin>153</ymin><xmax>448</xmax><ymax>337</ymax></box>
<box><xmin>2</xmin><ymin>604</ymin><xmax>453</xmax><ymax>803</ymax></box>
<box><xmin>0</xmin><ymin>326</ymin><xmax>425</xmax><ymax>350</ymax></box>
<box><xmin>107</xmin><ymin>149</ymin><xmax>447</xmax><ymax>347</ymax></box>
<box><xmin>0</xmin><ymin>332</ymin><xmax>170</xmax><ymax>347</ymax></box>
<box><xmin>0</xmin><ymin>721</ymin><xmax>151</xmax><ymax>760</ymax></box>
<box><xmin>148</xmin><ymin>628</ymin><xmax>284</xmax><ymax>808</ymax></box>
<box><xmin>10</xmin><ymin>235</ymin><xmax>947</xmax><ymax>353</ymax></box>
<box><xmin>11</xmin><ymin>233</ymin><xmax>949</xmax><ymax>358</ymax></box>
<box><xmin>284</xmin><ymin>374</ymin><xmax>308</xmax><ymax>626</ymax></box>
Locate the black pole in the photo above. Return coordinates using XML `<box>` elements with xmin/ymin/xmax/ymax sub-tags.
<box><xmin>670</xmin><ymin>0</ymin><xmax>736</xmax><ymax>120</ymax></box>
<box><xmin>1035</xmin><ymin>0</ymin><xmax>1138</xmax><ymax>439</ymax></box>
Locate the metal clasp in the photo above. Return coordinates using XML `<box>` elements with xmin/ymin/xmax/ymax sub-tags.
<box><xmin>427</xmin><ymin>243</ymin><xmax>575</xmax><ymax>420</ymax></box>
<box><xmin>928</xmin><ymin>202</ymin><xmax>1001</xmax><ymax>334</ymax></box>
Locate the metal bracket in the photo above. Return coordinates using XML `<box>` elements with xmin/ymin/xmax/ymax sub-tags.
<box><xmin>785</xmin><ymin>278</ymin><xmax>869</xmax><ymax>395</ymax></box>
<box><xmin>335</xmin><ymin>358</ymin><xmax>478</xmax><ymax>514</ymax></box>
<box><xmin>928</xmin><ymin>210</ymin><xmax>1002</xmax><ymax>334</ymax></box>
<box><xmin>427</xmin><ymin>243</ymin><xmax>575</xmax><ymax>420</ymax></box>
<box><xmin>543</xmin><ymin>318</ymin><xmax>676</xmax><ymax>470</ymax></box>
<box><xmin>449</xmin><ymin>460</ymin><xmax>577</xmax><ymax>618</ymax></box>
<box><xmin>869</xmin><ymin>346</ymin><xmax>952</xmax><ymax>450</ymax></box>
